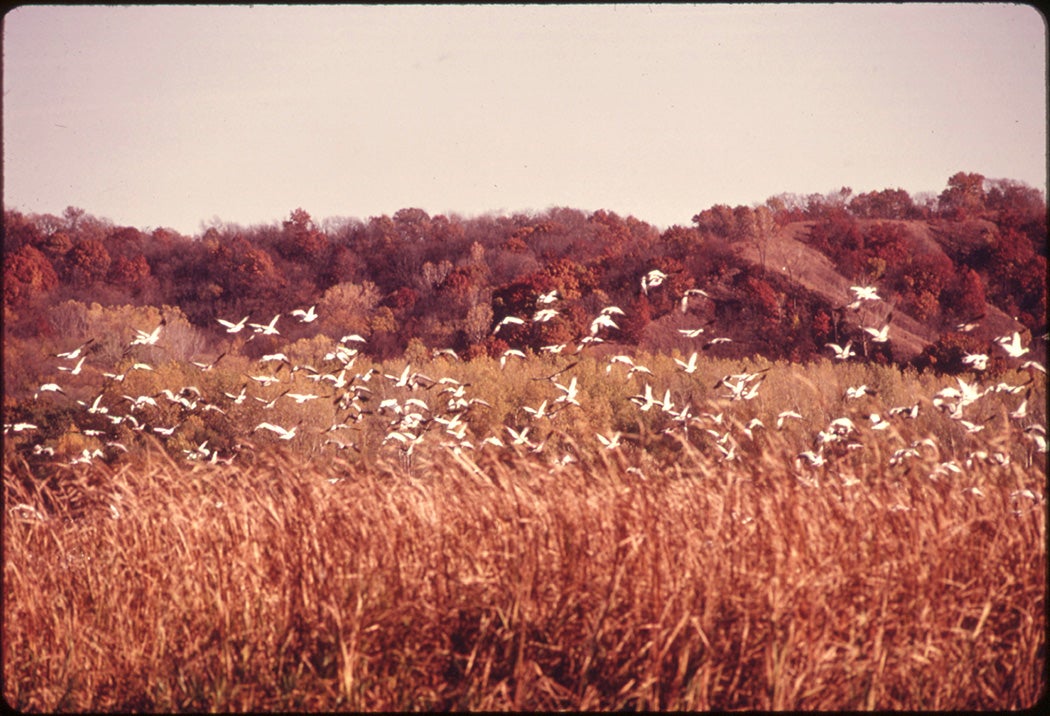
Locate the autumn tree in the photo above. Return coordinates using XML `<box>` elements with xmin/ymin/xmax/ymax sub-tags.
<box><xmin>806</xmin><ymin>209</ymin><xmax>864</xmax><ymax>275</ymax></box>
<box><xmin>38</xmin><ymin>231</ymin><xmax>74</xmax><ymax>261</ymax></box>
<box><xmin>3</xmin><ymin>209</ymin><xmax>42</xmax><ymax>252</ymax></box>
<box><xmin>736</xmin><ymin>272</ymin><xmax>781</xmax><ymax>331</ymax></box>
<box><xmin>692</xmin><ymin>204</ymin><xmax>737</xmax><ymax>239</ymax></box>
<box><xmin>3</xmin><ymin>244</ymin><xmax>59</xmax><ymax>307</ymax></box>
<box><xmin>104</xmin><ymin>226</ymin><xmax>146</xmax><ymax>259</ymax></box>
<box><xmin>461</xmin><ymin>302</ymin><xmax>494</xmax><ymax>347</ymax></box>
<box><xmin>913</xmin><ymin>331</ymin><xmax>999</xmax><ymax>376</ymax></box>
<box><xmin>63</xmin><ymin>238</ymin><xmax>112</xmax><ymax>288</ymax></box>
<box><xmin>317</xmin><ymin>244</ymin><xmax>365</xmax><ymax>289</ymax></box>
<box><xmin>106</xmin><ymin>254</ymin><xmax>153</xmax><ymax>297</ymax></box>
<box><xmin>938</xmin><ymin>172</ymin><xmax>986</xmax><ymax>220</ymax></box>
<box><xmin>543</xmin><ymin>257</ymin><xmax>599</xmax><ymax>301</ymax></box>
<box><xmin>491</xmin><ymin>273</ymin><xmax>549</xmax><ymax>337</ymax></box>
<box><xmin>749</xmin><ymin>205</ymin><xmax>777</xmax><ymax>268</ymax></box>
<box><xmin>278</xmin><ymin>208</ymin><xmax>329</xmax><ymax>263</ymax></box>
<box><xmin>894</xmin><ymin>250</ymin><xmax>954</xmax><ymax>321</ymax></box>
<box><xmin>316</xmin><ymin>281</ymin><xmax>380</xmax><ymax>339</ymax></box>
<box><xmin>33</xmin><ymin>213</ymin><xmax>65</xmax><ymax>237</ymax></box>
<box><xmin>848</xmin><ymin>188</ymin><xmax>918</xmax><ymax>219</ymax></box>
<box><xmin>70</xmin><ymin>212</ymin><xmax>114</xmax><ymax>245</ymax></box>
<box><xmin>616</xmin><ymin>295</ymin><xmax>652</xmax><ymax>344</ymax></box>
<box><xmin>659</xmin><ymin>225</ymin><xmax>702</xmax><ymax>262</ymax></box>
<box><xmin>360</xmin><ymin>214</ymin><xmax>429</xmax><ymax>291</ymax></box>
<box><xmin>980</xmin><ymin>226</ymin><xmax>1047</xmax><ymax>329</ymax></box>
<box><xmin>804</xmin><ymin>187</ymin><xmax>853</xmax><ymax>219</ymax></box>
<box><xmin>984</xmin><ymin>179</ymin><xmax>1047</xmax><ymax>245</ymax></box>
<box><xmin>941</xmin><ymin>267</ymin><xmax>987</xmax><ymax>325</ymax></box>
<box><xmin>63</xmin><ymin>205</ymin><xmax>86</xmax><ymax>232</ymax></box>
<box><xmin>764</xmin><ymin>193</ymin><xmax>808</xmax><ymax>225</ymax></box>
<box><xmin>426</xmin><ymin>213</ymin><xmax>467</xmax><ymax>246</ymax></box>
<box><xmin>188</xmin><ymin>235</ymin><xmax>286</xmax><ymax>322</ymax></box>
<box><xmin>393</xmin><ymin>207</ymin><xmax>432</xmax><ymax>242</ymax></box>
<box><xmin>865</xmin><ymin>222</ymin><xmax>910</xmax><ymax>265</ymax></box>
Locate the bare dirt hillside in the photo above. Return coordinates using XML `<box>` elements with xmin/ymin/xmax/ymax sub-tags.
<box><xmin>732</xmin><ymin>221</ymin><xmax>1025</xmax><ymax>361</ymax></box>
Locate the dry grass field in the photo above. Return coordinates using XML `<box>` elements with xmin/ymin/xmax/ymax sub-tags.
<box><xmin>3</xmin><ymin>358</ymin><xmax>1046</xmax><ymax>711</ymax></box>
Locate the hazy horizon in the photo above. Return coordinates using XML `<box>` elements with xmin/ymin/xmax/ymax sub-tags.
<box><xmin>3</xmin><ymin>3</ymin><xmax>1046</xmax><ymax>235</ymax></box>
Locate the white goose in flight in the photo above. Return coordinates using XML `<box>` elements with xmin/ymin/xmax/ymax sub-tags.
<box><xmin>130</xmin><ymin>323</ymin><xmax>164</xmax><ymax>347</ymax></box>
<box><xmin>249</xmin><ymin>314</ymin><xmax>281</xmax><ymax>336</ymax></box>
<box><xmin>291</xmin><ymin>305</ymin><xmax>318</xmax><ymax>323</ymax></box>
<box><xmin>674</xmin><ymin>351</ymin><xmax>699</xmax><ymax>374</ymax></box>
<box><xmin>680</xmin><ymin>288</ymin><xmax>711</xmax><ymax>313</ymax></box>
<box><xmin>500</xmin><ymin>349</ymin><xmax>527</xmax><ymax>368</ymax></box>
<box><xmin>863</xmin><ymin>316</ymin><xmax>892</xmax><ymax>343</ymax></box>
<box><xmin>589</xmin><ymin>313</ymin><xmax>618</xmax><ymax>335</ymax></box>
<box><xmin>494</xmin><ymin>315</ymin><xmax>526</xmax><ymax>334</ymax></box>
<box><xmin>217</xmin><ymin>316</ymin><xmax>249</xmax><ymax>333</ymax></box>
<box><xmin>254</xmin><ymin>421</ymin><xmax>298</xmax><ymax>440</ymax></box>
<box><xmin>826</xmin><ymin>341</ymin><xmax>855</xmax><ymax>361</ymax></box>
<box><xmin>57</xmin><ymin>356</ymin><xmax>87</xmax><ymax>375</ymax></box>
<box><xmin>961</xmin><ymin>353</ymin><xmax>988</xmax><ymax>371</ymax></box>
<box><xmin>640</xmin><ymin>269</ymin><xmax>667</xmax><ymax>294</ymax></box>
<box><xmin>505</xmin><ymin>425</ymin><xmax>532</xmax><ymax>447</ymax></box>
<box><xmin>996</xmin><ymin>331</ymin><xmax>1029</xmax><ymax>358</ymax></box>
<box><xmin>847</xmin><ymin>285</ymin><xmax>881</xmax><ymax>309</ymax></box>
<box><xmin>54</xmin><ymin>338</ymin><xmax>95</xmax><ymax>360</ymax></box>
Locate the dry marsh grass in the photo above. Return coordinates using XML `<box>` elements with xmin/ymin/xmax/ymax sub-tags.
<box><xmin>3</xmin><ymin>427</ymin><xmax>1045</xmax><ymax>712</ymax></box>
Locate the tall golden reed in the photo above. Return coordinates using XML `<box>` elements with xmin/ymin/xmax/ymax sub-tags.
<box><xmin>3</xmin><ymin>424</ymin><xmax>1044</xmax><ymax>711</ymax></box>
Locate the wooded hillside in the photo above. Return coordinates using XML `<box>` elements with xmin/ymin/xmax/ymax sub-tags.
<box><xmin>5</xmin><ymin>172</ymin><xmax>1044</xmax><ymax>394</ymax></box>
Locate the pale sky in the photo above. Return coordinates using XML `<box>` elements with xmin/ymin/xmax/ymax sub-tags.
<box><xmin>3</xmin><ymin>4</ymin><xmax>1046</xmax><ymax>235</ymax></box>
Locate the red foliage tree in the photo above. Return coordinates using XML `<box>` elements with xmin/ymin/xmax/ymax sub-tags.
<box><xmin>864</xmin><ymin>222</ymin><xmax>910</xmax><ymax>266</ymax></box>
<box><xmin>63</xmin><ymin>238</ymin><xmax>112</xmax><ymax>288</ymax></box>
<box><xmin>984</xmin><ymin>179</ymin><xmax>1047</xmax><ymax>245</ymax></box>
<box><xmin>279</xmin><ymin>208</ymin><xmax>329</xmax><ymax>263</ymax></box>
<box><xmin>811</xmin><ymin>309</ymin><xmax>833</xmax><ymax>343</ymax></box>
<box><xmin>3</xmin><ymin>210</ymin><xmax>42</xmax><ymax>253</ymax></box>
<box><xmin>806</xmin><ymin>209</ymin><xmax>863</xmax><ymax>267</ymax></box>
<box><xmin>440</xmin><ymin>266</ymin><xmax>477</xmax><ymax>298</ymax></box>
<box><xmin>895</xmin><ymin>251</ymin><xmax>954</xmax><ymax>321</ymax></box>
<box><xmin>208</xmin><ymin>236</ymin><xmax>285</xmax><ymax>307</ymax></box>
<box><xmin>106</xmin><ymin>254</ymin><xmax>153</xmax><ymax>296</ymax></box>
<box><xmin>39</xmin><ymin>231</ymin><xmax>73</xmax><ymax>261</ymax></box>
<box><xmin>104</xmin><ymin>226</ymin><xmax>146</xmax><ymax>259</ymax></box>
<box><xmin>659</xmin><ymin>225</ymin><xmax>703</xmax><ymax>261</ymax></box>
<box><xmin>692</xmin><ymin>204</ymin><xmax>736</xmax><ymax>239</ymax></box>
<box><xmin>543</xmin><ymin>257</ymin><xmax>598</xmax><ymax>301</ymax></box>
<box><xmin>938</xmin><ymin>172</ymin><xmax>986</xmax><ymax>220</ymax></box>
<box><xmin>616</xmin><ymin>295</ymin><xmax>652</xmax><ymax>344</ymax></box>
<box><xmin>987</xmin><ymin>227</ymin><xmax>1037</xmax><ymax>282</ymax></box>
<box><xmin>848</xmin><ymin>188</ymin><xmax>917</xmax><ymax>219</ymax></box>
<box><xmin>913</xmin><ymin>332</ymin><xmax>1000</xmax><ymax>376</ymax></box>
<box><xmin>318</xmin><ymin>245</ymin><xmax>365</xmax><ymax>288</ymax></box>
<box><xmin>736</xmin><ymin>273</ymin><xmax>781</xmax><ymax>331</ymax></box>
<box><xmin>942</xmin><ymin>267</ymin><xmax>987</xmax><ymax>323</ymax></box>
<box><xmin>3</xmin><ymin>244</ymin><xmax>59</xmax><ymax>307</ymax></box>
<box><xmin>386</xmin><ymin>286</ymin><xmax>420</xmax><ymax>314</ymax></box>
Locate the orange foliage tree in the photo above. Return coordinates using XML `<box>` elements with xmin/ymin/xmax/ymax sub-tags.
<box><xmin>4</xmin><ymin>244</ymin><xmax>59</xmax><ymax>307</ymax></box>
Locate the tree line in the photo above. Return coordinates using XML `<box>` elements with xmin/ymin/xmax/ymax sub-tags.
<box><xmin>4</xmin><ymin>172</ymin><xmax>1045</xmax><ymax>374</ymax></box>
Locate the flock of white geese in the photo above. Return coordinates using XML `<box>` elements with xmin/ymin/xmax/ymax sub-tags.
<box><xmin>5</xmin><ymin>278</ymin><xmax>1046</xmax><ymax>489</ymax></box>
